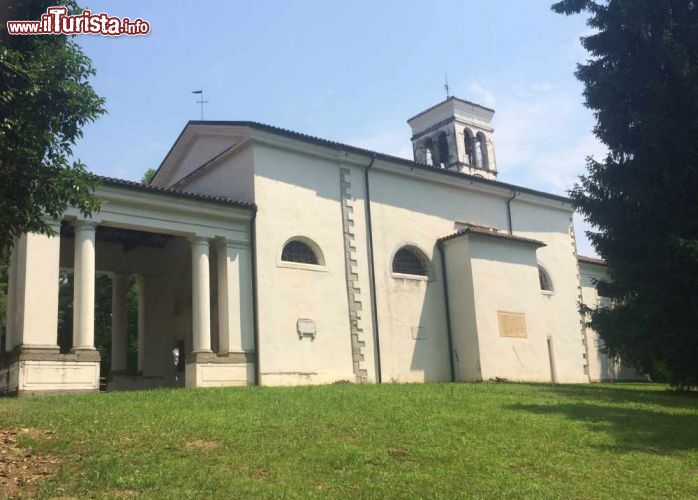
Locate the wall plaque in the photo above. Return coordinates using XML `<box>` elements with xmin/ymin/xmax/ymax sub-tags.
<box><xmin>297</xmin><ymin>319</ymin><xmax>317</xmax><ymax>340</ymax></box>
<box><xmin>497</xmin><ymin>311</ymin><xmax>527</xmax><ymax>338</ymax></box>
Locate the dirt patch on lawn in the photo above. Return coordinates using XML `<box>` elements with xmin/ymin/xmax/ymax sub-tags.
<box><xmin>0</xmin><ymin>428</ymin><xmax>60</xmax><ymax>498</ymax></box>
<box><xmin>183</xmin><ymin>439</ymin><xmax>220</xmax><ymax>452</ymax></box>
<box><xmin>387</xmin><ymin>447</ymin><xmax>412</xmax><ymax>460</ymax></box>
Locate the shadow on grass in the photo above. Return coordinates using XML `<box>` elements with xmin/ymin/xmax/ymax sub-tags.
<box><xmin>509</xmin><ymin>398</ymin><xmax>698</xmax><ymax>454</ymax></box>
<box><xmin>521</xmin><ymin>382</ymin><xmax>698</xmax><ymax>411</ymax></box>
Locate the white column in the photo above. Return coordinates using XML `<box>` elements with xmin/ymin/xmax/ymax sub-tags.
<box><xmin>191</xmin><ymin>237</ymin><xmax>211</xmax><ymax>353</ymax></box>
<box><xmin>13</xmin><ymin>223</ymin><xmax>61</xmax><ymax>350</ymax></box>
<box><xmin>110</xmin><ymin>273</ymin><xmax>128</xmax><ymax>371</ymax></box>
<box><xmin>135</xmin><ymin>274</ymin><xmax>145</xmax><ymax>372</ymax></box>
<box><xmin>216</xmin><ymin>239</ymin><xmax>244</xmax><ymax>354</ymax></box>
<box><xmin>72</xmin><ymin>221</ymin><xmax>97</xmax><ymax>351</ymax></box>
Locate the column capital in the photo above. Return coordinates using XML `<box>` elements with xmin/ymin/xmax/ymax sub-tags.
<box><xmin>73</xmin><ymin>220</ymin><xmax>98</xmax><ymax>231</ymax></box>
<box><xmin>216</xmin><ymin>237</ymin><xmax>248</xmax><ymax>250</ymax></box>
<box><xmin>189</xmin><ymin>235</ymin><xmax>210</xmax><ymax>246</ymax></box>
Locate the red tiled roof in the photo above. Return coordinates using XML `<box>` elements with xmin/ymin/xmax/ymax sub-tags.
<box><xmin>438</xmin><ymin>225</ymin><xmax>546</xmax><ymax>248</ymax></box>
<box><xmin>151</xmin><ymin>120</ymin><xmax>571</xmax><ymax>205</ymax></box>
<box><xmin>577</xmin><ymin>255</ymin><xmax>607</xmax><ymax>266</ymax></box>
<box><xmin>96</xmin><ymin>175</ymin><xmax>256</xmax><ymax>210</ymax></box>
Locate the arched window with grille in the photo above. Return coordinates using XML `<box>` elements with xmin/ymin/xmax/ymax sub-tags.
<box><xmin>392</xmin><ymin>246</ymin><xmax>430</xmax><ymax>277</ymax></box>
<box><xmin>538</xmin><ymin>265</ymin><xmax>553</xmax><ymax>292</ymax></box>
<box><xmin>281</xmin><ymin>239</ymin><xmax>321</xmax><ymax>265</ymax></box>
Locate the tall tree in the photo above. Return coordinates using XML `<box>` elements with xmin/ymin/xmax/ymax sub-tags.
<box><xmin>0</xmin><ymin>0</ymin><xmax>105</xmax><ymax>255</ymax></box>
<box><xmin>553</xmin><ymin>0</ymin><xmax>698</xmax><ymax>388</ymax></box>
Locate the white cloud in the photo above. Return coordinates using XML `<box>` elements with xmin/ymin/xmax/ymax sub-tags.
<box><xmin>530</xmin><ymin>82</ymin><xmax>555</xmax><ymax>94</ymax></box>
<box><xmin>488</xmin><ymin>78</ymin><xmax>605</xmax><ymax>255</ymax></box>
<box><xmin>467</xmin><ymin>82</ymin><xmax>497</xmax><ymax>108</ymax></box>
<box><xmin>493</xmin><ymin>82</ymin><xmax>605</xmax><ymax>195</ymax></box>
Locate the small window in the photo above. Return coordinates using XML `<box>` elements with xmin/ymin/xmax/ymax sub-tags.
<box><xmin>393</xmin><ymin>246</ymin><xmax>429</xmax><ymax>276</ymax></box>
<box><xmin>282</xmin><ymin>240</ymin><xmax>318</xmax><ymax>265</ymax></box>
<box><xmin>538</xmin><ymin>265</ymin><xmax>553</xmax><ymax>292</ymax></box>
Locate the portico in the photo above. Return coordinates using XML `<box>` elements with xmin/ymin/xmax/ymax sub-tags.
<box><xmin>0</xmin><ymin>178</ymin><xmax>256</xmax><ymax>395</ymax></box>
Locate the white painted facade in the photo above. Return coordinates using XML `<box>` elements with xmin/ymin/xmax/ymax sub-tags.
<box><xmin>1</xmin><ymin>97</ymin><xmax>639</xmax><ymax>394</ymax></box>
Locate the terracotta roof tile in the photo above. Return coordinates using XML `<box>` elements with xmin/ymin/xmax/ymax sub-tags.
<box><xmin>96</xmin><ymin>175</ymin><xmax>256</xmax><ymax>210</ymax></box>
<box><xmin>152</xmin><ymin>120</ymin><xmax>571</xmax><ymax>205</ymax></box>
<box><xmin>438</xmin><ymin>225</ymin><xmax>546</xmax><ymax>247</ymax></box>
<box><xmin>577</xmin><ymin>255</ymin><xmax>607</xmax><ymax>266</ymax></box>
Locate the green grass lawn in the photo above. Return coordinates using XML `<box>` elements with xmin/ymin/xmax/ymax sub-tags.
<box><xmin>1</xmin><ymin>383</ymin><xmax>697</xmax><ymax>498</ymax></box>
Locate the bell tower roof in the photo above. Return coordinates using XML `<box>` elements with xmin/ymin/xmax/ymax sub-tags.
<box><xmin>407</xmin><ymin>96</ymin><xmax>498</xmax><ymax>179</ymax></box>
<box><xmin>407</xmin><ymin>96</ymin><xmax>495</xmax><ymax>138</ymax></box>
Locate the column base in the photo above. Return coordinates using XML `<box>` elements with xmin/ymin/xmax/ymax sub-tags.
<box><xmin>0</xmin><ymin>346</ymin><xmax>100</xmax><ymax>396</ymax></box>
<box><xmin>185</xmin><ymin>351</ymin><xmax>255</xmax><ymax>388</ymax></box>
<box><xmin>71</xmin><ymin>346</ymin><xmax>98</xmax><ymax>353</ymax></box>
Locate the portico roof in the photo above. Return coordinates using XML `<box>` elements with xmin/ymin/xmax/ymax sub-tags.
<box><xmin>97</xmin><ymin>175</ymin><xmax>256</xmax><ymax>210</ymax></box>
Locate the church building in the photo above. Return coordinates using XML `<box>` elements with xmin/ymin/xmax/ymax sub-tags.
<box><xmin>1</xmin><ymin>96</ymin><xmax>636</xmax><ymax>395</ymax></box>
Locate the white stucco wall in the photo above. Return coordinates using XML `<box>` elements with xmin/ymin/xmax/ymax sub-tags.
<box><xmin>468</xmin><ymin>238</ymin><xmax>552</xmax><ymax>382</ymax></box>
<box><xmin>442</xmin><ymin>237</ymin><xmax>481</xmax><ymax>381</ymax></box>
<box><xmin>509</xmin><ymin>199</ymin><xmax>587</xmax><ymax>383</ymax></box>
<box><xmin>367</xmin><ymin>167</ymin><xmax>508</xmax><ymax>383</ymax></box>
<box><xmin>177</xmin><ymin>141</ymin><xmax>256</xmax><ymax>203</ymax></box>
<box><xmin>443</xmin><ymin>235</ymin><xmax>557</xmax><ymax>382</ymax></box>
<box><xmin>7</xmin><ymin>231</ymin><xmax>62</xmax><ymax>350</ymax></box>
<box><xmin>153</xmin><ymin>134</ymin><xmax>238</xmax><ymax>187</ymax></box>
<box><xmin>148</xmin><ymin>124</ymin><xmax>592</xmax><ymax>387</ymax></box>
<box><xmin>252</xmin><ymin>143</ymin><xmax>364</xmax><ymax>385</ymax></box>
<box><xmin>241</xmin><ymin>147</ymin><xmax>587</xmax><ymax>385</ymax></box>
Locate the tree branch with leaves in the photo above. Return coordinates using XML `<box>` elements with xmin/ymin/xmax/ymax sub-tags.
<box><xmin>0</xmin><ymin>0</ymin><xmax>105</xmax><ymax>255</ymax></box>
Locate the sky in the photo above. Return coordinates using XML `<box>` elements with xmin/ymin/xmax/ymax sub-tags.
<box><xmin>69</xmin><ymin>0</ymin><xmax>603</xmax><ymax>256</ymax></box>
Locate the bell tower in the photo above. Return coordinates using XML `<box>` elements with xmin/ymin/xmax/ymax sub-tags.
<box><xmin>407</xmin><ymin>97</ymin><xmax>497</xmax><ymax>179</ymax></box>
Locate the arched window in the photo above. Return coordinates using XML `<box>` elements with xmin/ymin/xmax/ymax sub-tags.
<box><xmin>464</xmin><ymin>129</ymin><xmax>476</xmax><ymax>166</ymax></box>
<box><xmin>476</xmin><ymin>132</ymin><xmax>489</xmax><ymax>169</ymax></box>
<box><xmin>424</xmin><ymin>138</ymin><xmax>435</xmax><ymax>166</ymax></box>
<box><xmin>392</xmin><ymin>246</ymin><xmax>429</xmax><ymax>276</ymax></box>
<box><xmin>282</xmin><ymin>239</ymin><xmax>319</xmax><ymax>265</ymax></box>
<box><xmin>538</xmin><ymin>265</ymin><xmax>553</xmax><ymax>292</ymax></box>
<box><xmin>437</xmin><ymin>132</ymin><xmax>449</xmax><ymax>167</ymax></box>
